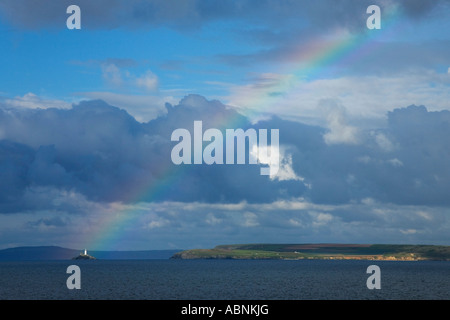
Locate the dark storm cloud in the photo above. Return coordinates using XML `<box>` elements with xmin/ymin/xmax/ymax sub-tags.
<box><xmin>300</xmin><ymin>105</ymin><xmax>450</xmax><ymax>206</ymax></box>
<box><xmin>0</xmin><ymin>140</ymin><xmax>34</xmax><ymax>212</ymax></box>
<box><xmin>0</xmin><ymin>95</ymin><xmax>307</xmax><ymax>211</ymax></box>
<box><xmin>1</xmin><ymin>94</ymin><xmax>450</xmax><ymax>215</ymax></box>
<box><xmin>397</xmin><ymin>0</ymin><xmax>449</xmax><ymax>18</ymax></box>
<box><xmin>3</xmin><ymin>0</ymin><xmax>448</xmax><ymax>75</ymax></box>
<box><xmin>1</xmin><ymin>0</ymin><xmax>447</xmax><ymax>30</ymax></box>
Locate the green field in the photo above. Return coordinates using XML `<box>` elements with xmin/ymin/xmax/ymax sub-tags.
<box><xmin>171</xmin><ymin>243</ymin><xmax>450</xmax><ymax>261</ymax></box>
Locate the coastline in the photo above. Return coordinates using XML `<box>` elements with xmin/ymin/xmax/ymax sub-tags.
<box><xmin>171</xmin><ymin>243</ymin><xmax>450</xmax><ymax>261</ymax></box>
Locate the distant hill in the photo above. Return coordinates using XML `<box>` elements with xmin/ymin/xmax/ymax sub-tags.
<box><xmin>172</xmin><ymin>243</ymin><xmax>450</xmax><ymax>261</ymax></box>
<box><xmin>0</xmin><ymin>246</ymin><xmax>181</xmax><ymax>261</ymax></box>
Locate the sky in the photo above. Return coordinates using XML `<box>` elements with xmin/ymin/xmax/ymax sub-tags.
<box><xmin>0</xmin><ymin>0</ymin><xmax>449</xmax><ymax>250</ymax></box>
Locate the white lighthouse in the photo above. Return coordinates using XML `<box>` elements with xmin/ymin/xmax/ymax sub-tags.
<box><xmin>84</xmin><ymin>249</ymin><xmax>87</xmax><ymax>255</ymax></box>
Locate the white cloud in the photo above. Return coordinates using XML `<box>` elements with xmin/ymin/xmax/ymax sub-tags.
<box><xmin>415</xmin><ymin>211</ymin><xmax>432</xmax><ymax>221</ymax></box>
<box><xmin>205</xmin><ymin>213</ymin><xmax>222</xmax><ymax>226</ymax></box>
<box><xmin>136</xmin><ymin>70</ymin><xmax>159</xmax><ymax>91</ymax></box>
<box><xmin>310</xmin><ymin>212</ymin><xmax>333</xmax><ymax>227</ymax></box>
<box><xmin>388</xmin><ymin>158</ymin><xmax>403</xmax><ymax>167</ymax></box>
<box><xmin>373</xmin><ymin>132</ymin><xmax>395</xmax><ymax>152</ymax></box>
<box><xmin>77</xmin><ymin>91</ymin><xmax>178</xmax><ymax>122</ymax></box>
<box><xmin>3</xmin><ymin>92</ymin><xmax>72</xmax><ymax>110</ymax></box>
<box><xmin>320</xmin><ymin>100</ymin><xmax>359</xmax><ymax>145</ymax></box>
<box><xmin>101</xmin><ymin>63</ymin><xmax>124</xmax><ymax>87</ymax></box>
<box><xmin>251</xmin><ymin>143</ymin><xmax>309</xmax><ymax>183</ymax></box>
<box><xmin>147</xmin><ymin>218</ymin><xmax>170</xmax><ymax>229</ymax></box>
<box><xmin>323</xmin><ymin>114</ymin><xmax>359</xmax><ymax>145</ymax></box>
<box><xmin>250</xmin><ymin>143</ymin><xmax>279</xmax><ymax>178</ymax></box>
<box><xmin>400</xmin><ymin>229</ymin><xmax>419</xmax><ymax>235</ymax></box>
<box><xmin>2</xmin><ymin>194</ymin><xmax>449</xmax><ymax>250</ymax></box>
<box><xmin>242</xmin><ymin>212</ymin><xmax>259</xmax><ymax>227</ymax></box>
<box><xmin>101</xmin><ymin>63</ymin><xmax>159</xmax><ymax>93</ymax></box>
<box><xmin>288</xmin><ymin>218</ymin><xmax>303</xmax><ymax>227</ymax></box>
<box><xmin>357</xmin><ymin>156</ymin><xmax>403</xmax><ymax>167</ymax></box>
<box><xmin>225</xmin><ymin>70</ymin><xmax>450</xmax><ymax>125</ymax></box>
<box><xmin>275</xmin><ymin>152</ymin><xmax>303</xmax><ymax>181</ymax></box>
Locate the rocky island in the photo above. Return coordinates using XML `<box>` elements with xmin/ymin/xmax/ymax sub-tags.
<box><xmin>72</xmin><ymin>249</ymin><xmax>96</xmax><ymax>260</ymax></box>
<box><xmin>172</xmin><ymin>243</ymin><xmax>450</xmax><ymax>261</ymax></box>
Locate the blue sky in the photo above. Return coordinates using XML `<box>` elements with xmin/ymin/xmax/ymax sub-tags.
<box><xmin>0</xmin><ymin>1</ymin><xmax>449</xmax><ymax>250</ymax></box>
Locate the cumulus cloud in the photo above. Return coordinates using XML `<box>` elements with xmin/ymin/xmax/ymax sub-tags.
<box><xmin>227</xmin><ymin>70</ymin><xmax>450</xmax><ymax>125</ymax></box>
<box><xmin>1</xmin><ymin>0</ymin><xmax>447</xmax><ymax>31</ymax></box>
<box><xmin>1</xmin><ymin>95</ymin><xmax>450</xmax><ymax>249</ymax></box>
<box><xmin>1</xmin><ymin>94</ymin><xmax>450</xmax><ymax>216</ymax></box>
<box><xmin>77</xmin><ymin>91</ymin><xmax>176</xmax><ymax>122</ymax></box>
<box><xmin>252</xmin><ymin>144</ymin><xmax>309</xmax><ymax>184</ymax></box>
<box><xmin>372</xmin><ymin>132</ymin><xmax>395</xmax><ymax>152</ymax></box>
<box><xmin>0</xmin><ymin>95</ymin><xmax>308</xmax><ymax>211</ymax></box>
<box><xmin>101</xmin><ymin>63</ymin><xmax>124</xmax><ymax>87</ymax></box>
<box><xmin>2</xmin><ymin>197</ymin><xmax>448</xmax><ymax>250</ymax></box>
<box><xmin>1</xmin><ymin>1</ymin><xmax>449</xmax><ymax>249</ymax></box>
<box><xmin>100</xmin><ymin>63</ymin><xmax>160</xmax><ymax>92</ymax></box>
<box><xmin>3</xmin><ymin>93</ymin><xmax>72</xmax><ymax>110</ymax></box>
<box><xmin>320</xmin><ymin>99</ymin><xmax>360</xmax><ymax>145</ymax></box>
<box><xmin>1</xmin><ymin>92</ymin><xmax>450</xmax><ymax>249</ymax></box>
<box><xmin>136</xmin><ymin>70</ymin><xmax>159</xmax><ymax>91</ymax></box>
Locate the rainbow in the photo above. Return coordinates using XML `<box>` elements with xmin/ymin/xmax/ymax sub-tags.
<box><xmin>81</xmin><ymin>4</ymin><xmax>404</xmax><ymax>250</ymax></box>
<box><xmin>230</xmin><ymin>4</ymin><xmax>403</xmax><ymax>120</ymax></box>
<box><xmin>81</xmin><ymin>158</ymin><xmax>188</xmax><ymax>250</ymax></box>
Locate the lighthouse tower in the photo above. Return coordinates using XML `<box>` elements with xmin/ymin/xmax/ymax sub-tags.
<box><xmin>84</xmin><ymin>249</ymin><xmax>87</xmax><ymax>255</ymax></box>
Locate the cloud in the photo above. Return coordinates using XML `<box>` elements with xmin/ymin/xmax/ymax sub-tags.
<box><xmin>320</xmin><ymin>99</ymin><xmax>359</xmax><ymax>145</ymax></box>
<box><xmin>372</xmin><ymin>132</ymin><xmax>394</xmax><ymax>152</ymax></box>
<box><xmin>77</xmin><ymin>91</ymin><xmax>177</xmax><ymax>122</ymax></box>
<box><xmin>252</xmin><ymin>144</ymin><xmax>308</xmax><ymax>183</ymax></box>
<box><xmin>0</xmin><ymin>95</ymin><xmax>307</xmax><ymax>210</ymax></box>
<box><xmin>99</xmin><ymin>63</ymin><xmax>160</xmax><ymax>93</ymax></box>
<box><xmin>1</xmin><ymin>94</ymin><xmax>450</xmax><ymax>218</ymax></box>
<box><xmin>2</xmin><ymin>197</ymin><xmax>449</xmax><ymax>250</ymax></box>
<box><xmin>136</xmin><ymin>70</ymin><xmax>159</xmax><ymax>91</ymax></box>
<box><xmin>242</xmin><ymin>212</ymin><xmax>259</xmax><ymax>227</ymax></box>
<box><xmin>271</xmin><ymin>150</ymin><xmax>303</xmax><ymax>182</ymax></box>
<box><xmin>226</xmin><ymin>70</ymin><xmax>450</xmax><ymax>124</ymax></box>
<box><xmin>1</xmin><ymin>95</ymin><xmax>450</xmax><ymax>249</ymax></box>
<box><xmin>101</xmin><ymin>63</ymin><xmax>124</xmax><ymax>87</ymax></box>
<box><xmin>3</xmin><ymin>93</ymin><xmax>72</xmax><ymax>110</ymax></box>
<box><xmin>220</xmin><ymin>38</ymin><xmax>450</xmax><ymax>76</ymax></box>
<box><xmin>1</xmin><ymin>0</ymin><xmax>448</xmax><ymax>31</ymax></box>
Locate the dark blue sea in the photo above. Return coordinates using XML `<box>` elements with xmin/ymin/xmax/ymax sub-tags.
<box><xmin>0</xmin><ymin>259</ymin><xmax>449</xmax><ymax>300</ymax></box>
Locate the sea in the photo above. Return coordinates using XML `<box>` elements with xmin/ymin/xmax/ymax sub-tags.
<box><xmin>0</xmin><ymin>259</ymin><xmax>448</xmax><ymax>300</ymax></box>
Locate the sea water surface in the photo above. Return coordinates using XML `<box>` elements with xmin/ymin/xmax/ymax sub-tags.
<box><xmin>0</xmin><ymin>259</ymin><xmax>448</xmax><ymax>300</ymax></box>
